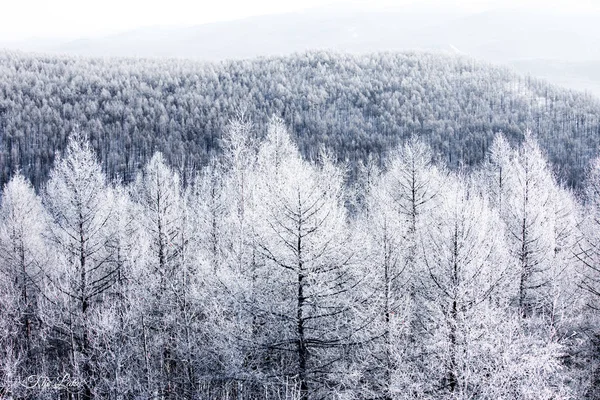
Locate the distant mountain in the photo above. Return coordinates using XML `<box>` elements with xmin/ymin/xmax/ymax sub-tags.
<box><xmin>40</xmin><ymin>8</ymin><xmax>600</xmax><ymax>61</ymax></box>
<box><xmin>510</xmin><ymin>59</ymin><xmax>600</xmax><ymax>96</ymax></box>
<box><xmin>0</xmin><ymin>50</ymin><xmax>599</xmax><ymax>190</ymax></box>
<box><xmin>4</xmin><ymin>7</ymin><xmax>598</xmax><ymax>97</ymax></box>
<box><xmin>0</xmin><ymin>36</ymin><xmax>68</xmax><ymax>53</ymax></box>
<box><xmin>418</xmin><ymin>9</ymin><xmax>600</xmax><ymax>62</ymax></box>
<box><xmin>49</xmin><ymin>9</ymin><xmax>462</xmax><ymax>59</ymax></box>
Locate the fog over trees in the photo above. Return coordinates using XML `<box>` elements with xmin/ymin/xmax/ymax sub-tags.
<box><xmin>0</xmin><ymin>113</ymin><xmax>599</xmax><ymax>399</ymax></box>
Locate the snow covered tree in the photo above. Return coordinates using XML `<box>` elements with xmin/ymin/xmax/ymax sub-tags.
<box><xmin>207</xmin><ymin>117</ymin><xmax>265</xmax><ymax>396</ymax></box>
<box><xmin>478</xmin><ymin>132</ymin><xmax>514</xmax><ymax>213</ymax></box>
<box><xmin>343</xmin><ymin>137</ymin><xmax>445</xmax><ymax>398</ymax></box>
<box><xmin>43</xmin><ymin>132</ymin><xmax>116</xmax><ymax>399</ymax></box>
<box><xmin>576</xmin><ymin>155</ymin><xmax>600</xmax><ymax>397</ymax></box>
<box><xmin>504</xmin><ymin>133</ymin><xmax>556</xmax><ymax>317</ymax></box>
<box><xmin>577</xmin><ymin>156</ymin><xmax>600</xmax><ymax>309</ymax></box>
<box><xmin>546</xmin><ymin>186</ymin><xmax>580</xmax><ymax>325</ymax></box>
<box><xmin>131</xmin><ymin>151</ymin><xmax>192</xmax><ymax>398</ymax></box>
<box><xmin>248</xmin><ymin>120</ymin><xmax>360</xmax><ymax>399</ymax></box>
<box><xmin>220</xmin><ymin>116</ymin><xmax>258</xmax><ymax>274</ymax></box>
<box><xmin>91</xmin><ymin>185</ymin><xmax>142</xmax><ymax>399</ymax></box>
<box><xmin>0</xmin><ymin>172</ymin><xmax>47</xmax><ymax>397</ymax></box>
<box><xmin>191</xmin><ymin>159</ymin><xmax>226</xmax><ymax>272</ymax></box>
<box><xmin>133</xmin><ymin>152</ymin><xmax>184</xmax><ymax>292</ymax></box>
<box><xmin>351</xmin><ymin>163</ymin><xmax>413</xmax><ymax>399</ymax></box>
<box><xmin>383</xmin><ymin>137</ymin><xmax>444</xmax><ymax>381</ymax></box>
<box><xmin>385</xmin><ymin>136</ymin><xmax>440</xmax><ymax>240</ymax></box>
<box><xmin>420</xmin><ymin>176</ymin><xmax>510</xmax><ymax>397</ymax></box>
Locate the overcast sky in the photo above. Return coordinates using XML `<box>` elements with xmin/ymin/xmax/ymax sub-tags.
<box><xmin>1</xmin><ymin>0</ymin><xmax>599</xmax><ymax>42</ymax></box>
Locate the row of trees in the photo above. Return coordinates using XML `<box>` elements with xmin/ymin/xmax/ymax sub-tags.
<box><xmin>1</xmin><ymin>50</ymin><xmax>600</xmax><ymax>190</ymax></box>
<box><xmin>1</xmin><ymin>118</ymin><xmax>600</xmax><ymax>399</ymax></box>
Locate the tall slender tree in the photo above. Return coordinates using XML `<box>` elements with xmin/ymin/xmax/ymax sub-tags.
<box><xmin>250</xmin><ymin>120</ymin><xmax>360</xmax><ymax>399</ymax></box>
<box><xmin>421</xmin><ymin>176</ymin><xmax>509</xmax><ymax>396</ymax></box>
<box><xmin>0</xmin><ymin>172</ymin><xmax>47</xmax><ymax>398</ymax></box>
<box><xmin>132</xmin><ymin>152</ymin><xmax>189</xmax><ymax>399</ymax></box>
<box><xmin>43</xmin><ymin>132</ymin><xmax>116</xmax><ymax>399</ymax></box>
<box><xmin>504</xmin><ymin>133</ymin><xmax>556</xmax><ymax>317</ymax></box>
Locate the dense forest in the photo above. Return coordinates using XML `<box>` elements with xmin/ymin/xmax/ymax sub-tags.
<box><xmin>2</xmin><ymin>49</ymin><xmax>600</xmax><ymax>399</ymax></box>
<box><xmin>1</xmin><ymin>115</ymin><xmax>600</xmax><ymax>399</ymax></box>
<box><xmin>1</xmin><ymin>50</ymin><xmax>600</xmax><ymax>190</ymax></box>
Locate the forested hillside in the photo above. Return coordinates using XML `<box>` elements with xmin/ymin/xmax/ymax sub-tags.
<box><xmin>1</xmin><ymin>118</ymin><xmax>600</xmax><ymax>399</ymax></box>
<box><xmin>1</xmin><ymin>50</ymin><xmax>599</xmax><ymax>189</ymax></box>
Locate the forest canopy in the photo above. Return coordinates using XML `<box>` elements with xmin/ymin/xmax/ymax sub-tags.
<box><xmin>2</xmin><ymin>50</ymin><xmax>600</xmax><ymax>398</ymax></box>
<box><xmin>1</xmin><ymin>119</ymin><xmax>599</xmax><ymax>399</ymax></box>
<box><xmin>0</xmin><ymin>50</ymin><xmax>599</xmax><ymax>189</ymax></box>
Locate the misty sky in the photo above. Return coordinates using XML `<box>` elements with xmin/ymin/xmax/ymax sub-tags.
<box><xmin>2</xmin><ymin>0</ymin><xmax>600</xmax><ymax>42</ymax></box>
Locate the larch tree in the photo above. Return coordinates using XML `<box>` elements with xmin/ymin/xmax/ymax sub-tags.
<box><xmin>191</xmin><ymin>159</ymin><xmax>226</xmax><ymax>272</ymax></box>
<box><xmin>43</xmin><ymin>132</ymin><xmax>117</xmax><ymax>400</ymax></box>
<box><xmin>420</xmin><ymin>176</ymin><xmax>509</xmax><ymax>397</ymax></box>
<box><xmin>210</xmin><ymin>117</ymin><xmax>263</xmax><ymax>396</ymax></box>
<box><xmin>352</xmin><ymin>162</ymin><xmax>414</xmax><ymax>399</ymax></box>
<box><xmin>382</xmin><ymin>136</ymin><xmax>444</xmax><ymax>387</ymax></box>
<box><xmin>0</xmin><ymin>172</ymin><xmax>47</xmax><ymax>397</ymax></box>
<box><xmin>220</xmin><ymin>116</ymin><xmax>257</xmax><ymax>275</ymax></box>
<box><xmin>91</xmin><ymin>185</ymin><xmax>142</xmax><ymax>399</ymax></box>
<box><xmin>131</xmin><ymin>151</ymin><xmax>193</xmax><ymax>399</ymax></box>
<box><xmin>504</xmin><ymin>133</ymin><xmax>556</xmax><ymax>318</ymax></box>
<box><xmin>577</xmin><ymin>156</ymin><xmax>600</xmax><ymax>309</ymax></box>
<box><xmin>546</xmin><ymin>186</ymin><xmax>580</xmax><ymax>326</ymax></box>
<box><xmin>576</xmin><ymin>156</ymin><xmax>600</xmax><ymax>397</ymax></box>
<box><xmin>479</xmin><ymin>132</ymin><xmax>514</xmax><ymax>214</ymax></box>
<box><xmin>250</xmin><ymin>119</ymin><xmax>360</xmax><ymax>400</ymax></box>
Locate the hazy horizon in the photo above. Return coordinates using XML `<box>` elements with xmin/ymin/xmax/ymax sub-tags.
<box><xmin>2</xmin><ymin>0</ymin><xmax>600</xmax><ymax>42</ymax></box>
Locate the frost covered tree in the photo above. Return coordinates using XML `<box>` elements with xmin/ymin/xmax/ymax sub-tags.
<box><xmin>347</xmin><ymin>137</ymin><xmax>445</xmax><ymax>398</ymax></box>
<box><xmin>420</xmin><ymin>176</ymin><xmax>509</xmax><ymax>397</ymax></box>
<box><xmin>385</xmin><ymin>137</ymin><xmax>440</xmax><ymax>241</ymax></box>
<box><xmin>191</xmin><ymin>159</ymin><xmax>226</xmax><ymax>271</ymax></box>
<box><xmin>504</xmin><ymin>133</ymin><xmax>557</xmax><ymax>317</ymax></box>
<box><xmin>382</xmin><ymin>137</ymin><xmax>443</xmax><ymax>377</ymax></box>
<box><xmin>546</xmin><ymin>186</ymin><xmax>580</xmax><ymax>325</ymax></box>
<box><xmin>248</xmin><ymin>119</ymin><xmax>360</xmax><ymax>399</ymax></box>
<box><xmin>91</xmin><ymin>185</ymin><xmax>142</xmax><ymax>399</ymax></box>
<box><xmin>352</xmin><ymin>162</ymin><xmax>413</xmax><ymax>399</ymax></box>
<box><xmin>206</xmin><ymin>117</ymin><xmax>266</xmax><ymax>396</ymax></box>
<box><xmin>577</xmin><ymin>156</ymin><xmax>600</xmax><ymax>309</ymax></box>
<box><xmin>481</xmin><ymin>133</ymin><xmax>579</xmax><ymax>323</ymax></box>
<box><xmin>132</xmin><ymin>151</ymin><xmax>200</xmax><ymax>398</ymax></box>
<box><xmin>133</xmin><ymin>152</ymin><xmax>185</xmax><ymax>289</ymax></box>
<box><xmin>479</xmin><ymin>132</ymin><xmax>513</xmax><ymax>213</ymax></box>
<box><xmin>220</xmin><ymin>116</ymin><xmax>258</xmax><ymax>274</ymax></box>
<box><xmin>576</xmin><ymin>156</ymin><xmax>600</xmax><ymax>397</ymax></box>
<box><xmin>43</xmin><ymin>133</ymin><xmax>116</xmax><ymax>399</ymax></box>
<box><xmin>0</xmin><ymin>173</ymin><xmax>47</xmax><ymax>397</ymax></box>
